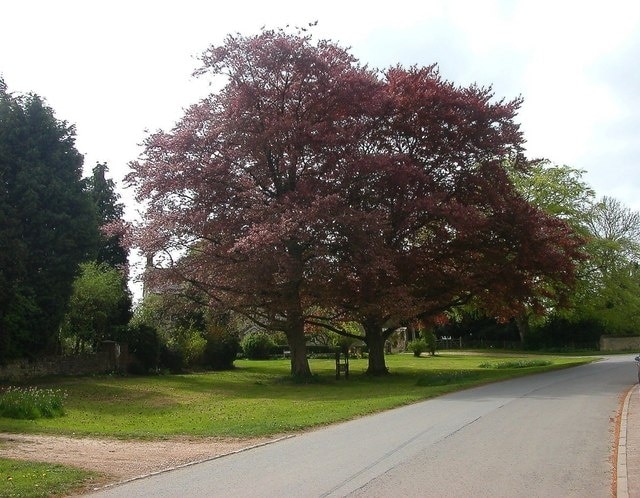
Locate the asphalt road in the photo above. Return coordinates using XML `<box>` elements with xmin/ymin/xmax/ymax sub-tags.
<box><xmin>89</xmin><ymin>355</ymin><xmax>636</xmax><ymax>498</ymax></box>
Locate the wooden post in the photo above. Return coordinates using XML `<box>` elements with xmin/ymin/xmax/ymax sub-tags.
<box><xmin>335</xmin><ymin>350</ymin><xmax>350</xmax><ymax>380</ymax></box>
<box><xmin>344</xmin><ymin>351</ymin><xmax>349</xmax><ymax>379</ymax></box>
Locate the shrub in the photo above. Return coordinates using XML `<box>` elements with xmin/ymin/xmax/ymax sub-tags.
<box><xmin>159</xmin><ymin>346</ymin><xmax>185</xmax><ymax>373</ymax></box>
<box><xmin>125</xmin><ymin>323</ymin><xmax>161</xmax><ymax>374</ymax></box>
<box><xmin>271</xmin><ymin>331</ymin><xmax>288</xmax><ymax>346</ymax></box>
<box><xmin>241</xmin><ymin>332</ymin><xmax>275</xmax><ymax>360</ymax></box>
<box><xmin>160</xmin><ymin>327</ymin><xmax>207</xmax><ymax>372</ymax></box>
<box><xmin>424</xmin><ymin>331</ymin><xmax>438</xmax><ymax>355</ymax></box>
<box><xmin>408</xmin><ymin>339</ymin><xmax>426</xmax><ymax>357</ymax></box>
<box><xmin>203</xmin><ymin>326</ymin><xmax>240</xmax><ymax>370</ymax></box>
<box><xmin>0</xmin><ymin>387</ymin><xmax>67</xmax><ymax>419</ymax></box>
<box><xmin>176</xmin><ymin>328</ymin><xmax>207</xmax><ymax>366</ymax></box>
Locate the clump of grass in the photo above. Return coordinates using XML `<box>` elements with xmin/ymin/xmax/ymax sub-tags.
<box><xmin>0</xmin><ymin>386</ymin><xmax>67</xmax><ymax>419</ymax></box>
<box><xmin>478</xmin><ymin>359</ymin><xmax>552</xmax><ymax>369</ymax></box>
<box><xmin>416</xmin><ymin>370</ymin><xmax>479</xmax><ymax>386</ymax></box>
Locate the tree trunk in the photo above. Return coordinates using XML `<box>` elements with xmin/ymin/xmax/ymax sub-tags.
<box><xmin>285</xmin><ymin>307</ymin><xmax>312</xmax><ymax>378</ymax></box>
<box><xmin>282</xmin><ymin>244</ymin><xmax>312</xmax><ymax>378</ymax></box>
<box><xmin>363</xmin><ymin>320</ymin><xmax>389</xmax><ymax>376</ymax></box>
<box><xmin>515</xmin><ymin>314</ymin><xmax>530</xmax><ymax>345</ymax></box>
<box><xmin>407</xmin><ymin>322</ymin><xmax>416</xmax><ymax>343</ymax></box>
<box><xmin>287</xmin><ymin>329</ymin><xmax>311</xmax><ymax>378</ymax></box>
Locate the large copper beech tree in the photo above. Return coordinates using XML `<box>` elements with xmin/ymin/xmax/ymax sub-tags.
<box><xmin>128</xmin><ymin>28</ymin><xmax>583</xmax><ymax>377</ymax></box>
<box><xmin>317</xmin><ymin>67</ymin><xmax>584</xmax><ymax>374</ymax></box>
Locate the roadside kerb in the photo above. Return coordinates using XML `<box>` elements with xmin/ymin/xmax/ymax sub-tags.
<box><xmin>618</xmin><ymin>384</ymin><xmax>637</xmax><ymax>498</ymax></box>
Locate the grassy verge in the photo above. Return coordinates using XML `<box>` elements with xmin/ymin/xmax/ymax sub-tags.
<box><xmin>0</xmin><ymin>458</ymin><xmax>97</xmax><ymax>498</ymax></box>
<box><xmin>0</xmin><ymin>353</ymin><xmax>594</xmax><ymax>439</ymax></box>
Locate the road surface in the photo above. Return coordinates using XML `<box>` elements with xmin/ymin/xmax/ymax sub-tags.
<box><xmin>89</xmin><ymin>355</ymin><xmax>636</xmax><ymax>497</ymax></box>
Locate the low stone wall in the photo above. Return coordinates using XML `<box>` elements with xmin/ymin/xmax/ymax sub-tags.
<box><xmin>600</xmin><ymin>336</ymin><xmax>640</xmax><ymax>352</ymax></box>
<box><xmin>0</xmin><ymin>342</ymin><xmax>127</xmax><ymax>381</ymax></box>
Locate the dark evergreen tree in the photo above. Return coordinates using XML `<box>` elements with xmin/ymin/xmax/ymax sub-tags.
<box><xmin>85</xmin><ymin>162</ymin><xmax>128</xmax><ymax>269</ymax></box>
<box><xmin>0</xmin><ymin>81</ymin><xmax>97</xmax><ymax>361</ymax></box>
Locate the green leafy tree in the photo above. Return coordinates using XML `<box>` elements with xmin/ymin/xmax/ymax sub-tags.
<box><xmin>408</xmin><ymin>339</ymin><xmax>426</xmax><ymax>357</ymax></box>
<box><xmin>423</xmin><ymin>331</ymin><xmax>437</xmax><ymax>356</ymax></box>
<box><xmin>508</xmin><ymin>161</ymin><xmax>592</xmax><ymax>342</ymax></box>
<box><xmin>240</xmin><ymin>332</ymin><xmax>274</xmax><ymax>360</ymax></box>
<box><xmin>510</xmin><ymin>161</ymin><xmax>595</xmax><ymax>227</ymax></box>
<box><xmin>572</xmin><ymin>197</ymin><xmax>640</xmax><ymax>334</ymax></box>
<box><xmin>125</xmin><ymin>323</ymin><xmax>161</xmax><ymax>373</ymax></box>
<box><xmin>574</xmin><ymin>265</ymin><xmax>640</xmax><ymax>335</ymax></box>
<box><xmin>0</xmin><ymin>81</ymin><xmax>97</xmax><ymax>361</ymax></box>
<box><xmin>585</xmin><ymin>196</ymin><xmax>640</xmax><ymax>270</ymax></box>
<box><xmin>60</xmin><ymin>262</ymin><xmax>132</xmax><ymax>353</ymax></box>
<box><xmin>513</xmin><ymin>163</ymin><xmax>640</xmax><ymax>338</ymax></box>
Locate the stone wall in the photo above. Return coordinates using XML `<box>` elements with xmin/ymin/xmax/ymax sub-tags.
<box><xmin>600</xmin><ymin>336</ymin><xmax>640</xmax><ymax>352</ymax></box>
<box><xmin>0</xmin><ymin>342</ymin><xmax>127</xmax><ymax>382</ymax></box>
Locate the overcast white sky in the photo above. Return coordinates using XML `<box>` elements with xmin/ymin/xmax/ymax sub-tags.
<box><xmin>2</xmin><ymin>0</ymin><xmax>639</xmax><ymax>295</ymax></box>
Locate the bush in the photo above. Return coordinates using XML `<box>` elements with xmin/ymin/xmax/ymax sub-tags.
<box><xmin>408</xmin><ymin>339</ymin><xmax>426</xmax><ymax>357</ymax></box>
<box><xmin>125</xmin><ymin>324</ymin><xmax>161</xmax><ymax>374</ymax></box>
<box><xmin>203</xmin><ymin>326</ymin><xmax>240</xmax><ymax>370</ymax></box>
<box><xmin>175</xmin><ymin>328</ymin><xmax>207</xmax><ymax>366</ymax></box>
<box><xmin>159</xmin><ymin>328</ymin><xmax>207</xmax><ymax>372</ymax></box>
<box><xmin>0</xmin><ymin>387</ymin><xmax>67</xmax><ymax>419</ymax></box>
<box><xmin>159</xmin><ymin>346</ymin><xmax>185</xmax><ymax>373</ymax></box>
<box><xmin>271</xmin><ymin>331</ymin><xmax>288</xmax><ymax>346</ymax></box>
<box><xmin>424</xmin><ymin>331</ymin><xmax>437</xmax><ymax>355</ymax></box>
<box><xmin>241</xmin><ymin>332</ymin><xmax>275</xmax><ymax>360</ymax></box>
<box><xmin>127</xmin><ymin>298</ymin><xmax>212</xmax><ymax>373</ymax></box>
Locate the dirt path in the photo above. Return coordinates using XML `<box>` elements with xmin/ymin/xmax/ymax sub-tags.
<box><xmin>0</xmin><ymin>433</ymin><xmax>276</xmax><ymax>488</ymax></box>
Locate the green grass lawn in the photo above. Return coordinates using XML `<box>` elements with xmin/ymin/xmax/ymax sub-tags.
<box><xmin>0</xmin><ymin>353</ymin><xmax>594</xmax><ymax>439</ymax></box>
<box><xmin>0</xmin><ymin>458</ymin><xmax>97</xmax><ymax>498</ymax></box>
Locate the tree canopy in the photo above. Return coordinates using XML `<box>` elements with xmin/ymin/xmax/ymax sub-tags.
<box><xmin>128</xmin><ymin>28</ymin><xmax>583</xmax><ymax>376</ymax></box>
<box><xmin>61</xmin><ymin>262</ymin><xmax>131</xmax><ymax>353</ymax></box>
<box><xmin>315</xmin><ymin>70</ymin><xmax>583</xmax><ymax>372</ymax></box>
